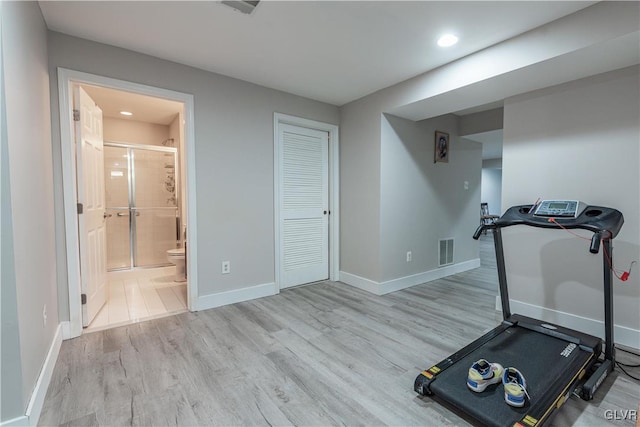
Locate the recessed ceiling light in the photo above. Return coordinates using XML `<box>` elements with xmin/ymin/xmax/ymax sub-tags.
<box><xmin>120</xmin><ymin>111</ymin><xmax>133</xmax><ymax>116</ymax></box>
<box><xmin>437</xmin><ymin>34</ymin><xmax>458</xmax><ymax>47</ymax></box>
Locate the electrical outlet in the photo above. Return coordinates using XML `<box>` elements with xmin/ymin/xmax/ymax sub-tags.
<box><xmin>222</xmin><ymin>261</ymin><xmax>230</xmax><ymax>274</ymax></box>
<box><xmin>43</xmin><ymin>304</ymin><xmax>47</xmax><ymax>327</ymax></box>
<box><xmin>464</xmin><ymin>181</ymin><xmax>469</xmax><ymax>190</ymax></box>
<box><xmin>406</xmin><ymin>251</ymin><xmax>412</xmax><ymax>262</ymax></box>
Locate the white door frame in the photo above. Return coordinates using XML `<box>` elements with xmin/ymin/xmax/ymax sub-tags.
<box><xmin>274</xmin><ymin>113</ymin><xmax>339</xmax><ymax>289</ymax></box>
<box><xmin>58</xmin><ymin>68</ymin><xmax>198</xmax><ymax>338</ymax></box>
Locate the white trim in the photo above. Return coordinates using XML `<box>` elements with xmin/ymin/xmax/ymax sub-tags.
<box><xmin>498</xmin><ymin>298</ymin><xmax>640</xmax><ymax>350</ymax></box>
<box><xmin>1</xmin><ymin>325</ymin><xmax>63</xmax><ymax>427</ymax></box>
<box><xmin>338</xmin><ymin>272</ymin><xmax>381</xmax><ymax>295</ymax></box>
<box><xmin>0</xmin><ymin>417</ymin><xmax>27</xmax><ymax>427</ymax></box>
<box><xmin>194</xmin><ymin>282</ymin><xmax>278</xmax><ymax>311</ymax></box>
<box><xmin>24</xmin><ymin>324</ymin><xmax>62</xmax><ymax>426</ymax></box>
<box><xmin>273</xmin><ymin>113</ymin><xmax>340</xmax><ymax>290</ymax></box>
<box><xmin>57</xmin><ymin>68</ymin><xmax>198</xmax><ymax>338</ymax></box>
<box><xmin>380</xmin><ymin>259</ymin><xmax>480</xmax><ymax>294</ymax></box>
<box><xmin>340</xmin><ymin>258</ymin><xmax>481</xmax><ymax>296</ymax></box>
<box><xmin>60</xmin><ymin>321</ymin><xmax>72</xmax><ymax>340</ymax></box>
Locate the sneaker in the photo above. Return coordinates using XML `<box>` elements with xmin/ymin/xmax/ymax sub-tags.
<box><xmin>467</xmin><ymin>359</ymin><xmax>504</xmax><ymax>392</ymax></box>
<box><xmin>503</xmin><ymin>367</ymin><xmax>530</xmax><ymax>407</ymax></box>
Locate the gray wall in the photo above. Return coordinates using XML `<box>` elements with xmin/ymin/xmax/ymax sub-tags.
<box><xmin>339</xmin><ymin>84</ymin><xmax>484</xmax><ymax>286</ymax></box>
<box><xmin>502</xmin><ymin>66</ymin><xmax>640</xmax><ymax>340</ymax></box>
<box><xmin>1</xmin><ymin>1</ymin><xmax>58</xmax><ymax>419</ymax></box>
<box><xmin>339</xmin><ymin>95</ymin><xmax>383</xmax><ymax>281</ymax></box>
<box><xmin>1</xmin><ymin>2</ymin><xmax>25</xmax><ymax>420</ymax></box>
<box><xmin>47</xmin><ymin>32</ymin><xmax>340</xmax><ymax>318</ymax></box>
<box><xmin>459</xmin><ymin>108</ymin><xmax>503</xmax><ymax>137</ymax></box>
<box><xmin>380</xmin><ymin>114</ymin><xmax>481</xmax><ymax>282</ymax></box>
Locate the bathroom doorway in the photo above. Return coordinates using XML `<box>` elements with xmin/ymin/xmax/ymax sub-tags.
<box><xmin>83</xmin><ymin>85</ymin><xmax>188</xmax><ymax>332</ymax></box>
<box><xmin>58</xmin><ymin>69</ymin><xmax>198</xmax><ymax>338</ymax></box>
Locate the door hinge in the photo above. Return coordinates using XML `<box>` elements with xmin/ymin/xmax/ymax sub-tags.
<box><xmin>77</xmin><ymin>202</ymin><xmax>83</xmax><ymax>214</ymax></box>
<box><xmin>73</xmin><ymin>109</ymin><xmax>80</xmax><ymax>121</ymax></box>
<box><xmin>81</xmin><ymin>293</ymin><xmax>87</xmax><ymax>305</ymax></box>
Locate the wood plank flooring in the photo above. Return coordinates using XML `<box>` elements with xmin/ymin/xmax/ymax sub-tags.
<box><xmin>39</xmin><ymin>235</ymin><xmax>640</xmax><ymax>426</ymax></box>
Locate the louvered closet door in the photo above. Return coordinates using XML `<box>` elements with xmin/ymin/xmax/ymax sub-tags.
<box><xmin>279</xmin><ymin>124</ymin><xmax>329</xmax><ymax>288</ymax></box>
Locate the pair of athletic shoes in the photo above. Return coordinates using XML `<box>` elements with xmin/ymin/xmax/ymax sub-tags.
<box><xmin>467</xmin><ymin>359</ymin><xmax>530</xmax><ymax>407</ymax></box>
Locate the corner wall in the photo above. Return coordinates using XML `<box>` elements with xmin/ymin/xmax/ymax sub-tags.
<box><xmin>502</xmin><ymin>66</ymin><xmax>640</xmax><ymax>348</ymax></box>
<box><xmin>380</xmin><ymin>114</ymin><xmax>481</xmax><ymax>284</ymax></box>
<box><xmin>339</xmin><ymin>96</ymin><xmax>383</xmax><ymax>282</ymax></box>
<box><xmin>1</xmin><ymin>1</ymin><xmax>59</xmax><ymax>421</ymax></box>
<box><xmin>1</xmin><ymin>2</ymin><xmax>25</xmax><ymax>421</ymax></box>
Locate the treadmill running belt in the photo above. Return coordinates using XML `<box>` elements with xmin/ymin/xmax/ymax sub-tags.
<box><xmin>429</xmin><ymin>326</ymin><xmax>593</xmax><ymax>427</ymax></box>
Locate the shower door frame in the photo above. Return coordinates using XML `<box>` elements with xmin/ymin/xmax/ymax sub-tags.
<box><xmin>105</xmin><ymin>141</ymin><xmax>179</xmax><ymax>271</ymax></box>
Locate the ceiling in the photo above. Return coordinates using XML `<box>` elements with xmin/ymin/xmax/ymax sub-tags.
<box><xmin>39</xmin><ymin>1</ymin><xmax>596</xmax><ymax>107</ymax></box>
<box><xmin>82</xmin><ymin>84</ymin><xmax>183</xmax><ymax>125</ymax></box>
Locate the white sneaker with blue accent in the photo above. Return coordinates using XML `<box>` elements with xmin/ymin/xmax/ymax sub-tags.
<box><xmin>467</xmin><ymin>359</ymin><xmax>504</xmax><ymax>392</ymax></box>
<box><xmin>503</xmin><ymin>367</ymin><xmax>530</xmax><ymax>407</ymax></box>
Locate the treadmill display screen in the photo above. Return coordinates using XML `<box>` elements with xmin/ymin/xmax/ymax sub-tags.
<box><xmin>548</xmin><ymin>202</ymin><xmax>569</xmax><ymax>210</ymax></box>
<box><xmin>534</xmin><ymin>200</ymin><xmax>586</xmax><ymax>217</ymax></box>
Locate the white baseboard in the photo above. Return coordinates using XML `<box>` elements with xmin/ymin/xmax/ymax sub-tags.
<box><xmin>20</xmin><ymin>323</ymin><xmax>62</xmax><ymax>426</ymax></box>
<box><xmin>194</xmin><ymin>282</ymin><xmax>278</xmax><ymax>311</ymax></box>
<box><xmin>497</xmin><ymin>296</ymin><xmax>640</xmax><ymax>350</ymax></box>
<box><xmin>0</xmin><ymin>416</ymin><xmax>28</xmax><ymax>427</ymax></box>
<box><xmin>338</xmin><ymin>272</ymin><xmax>381</xmax><ymax>294</ymax></box>
<box><xmin>340</xmin><ymin>258</ymin><xmax>481</xmax><ymax>296</ymax></box>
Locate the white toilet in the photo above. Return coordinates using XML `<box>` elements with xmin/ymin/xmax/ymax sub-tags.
<box><xmin>166</xmin><ymin>248</ymin><xmax>186</xmax><ymax>282</ymax></box>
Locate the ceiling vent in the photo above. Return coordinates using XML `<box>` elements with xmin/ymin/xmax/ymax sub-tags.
<box><xmin>221</xmin><ymin>1</ymin><xmax>260</xmax><ymax>15</ymax></box>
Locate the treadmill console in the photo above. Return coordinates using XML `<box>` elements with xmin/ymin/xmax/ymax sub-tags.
<box><xmin>484</xmin><ymin>203</ymin><xmax>624</xmax><ymax>239</ymax></box>
<box><xmin>534</xmin><ymin>200</ymin><xmax>587</xmax><ymax>218</ymax></box>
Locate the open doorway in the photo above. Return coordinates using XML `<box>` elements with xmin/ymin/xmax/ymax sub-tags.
<box><xmin>83</xmin><ymin>84</ymin><xmax>187</xmax><ymax>331</ymax></box>
<box><xmin>57</xmin><ymin>69</ymin><xmax>197</xmax><ymax>338</ymax></box>
<box><xmin>464</xmin><ymin>129</ymin><xmax>503</xmax><ymax>218</ymax></box>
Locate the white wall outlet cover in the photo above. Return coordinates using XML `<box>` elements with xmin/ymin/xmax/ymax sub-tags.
<box><xmin>222</xmin><ymin>261</ymin><xmax>230</xmax><ymax>274</ymax></box>
<box><xmin>464</xmin><ymin>181</ymin><xmax>469</xmax><ymax>190</ymax></box>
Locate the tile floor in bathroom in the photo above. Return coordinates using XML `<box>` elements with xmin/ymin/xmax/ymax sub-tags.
<box><xmin>86</xmin><ymin>265</ymin><xmax>188</xmax><ymax>333</ymax></box>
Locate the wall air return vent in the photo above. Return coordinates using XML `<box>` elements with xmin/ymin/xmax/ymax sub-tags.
<box><xmin>221</xmin><ymin>1</ymin><xmax>260</xmax><ymax>14</ymax></box>
<box><xmin>438</xmin><ymin>238</ymin><xmax>454</xmax><ymax>267</ymax></box>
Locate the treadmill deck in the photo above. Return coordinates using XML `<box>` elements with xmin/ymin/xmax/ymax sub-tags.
<box><xmin>420</xmin><ymin>317</ymin><xmax>600</xmax><ymax>427</ymax></box>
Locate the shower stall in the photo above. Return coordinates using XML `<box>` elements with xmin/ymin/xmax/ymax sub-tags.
<box><xmin>104</xmin><ymin>142</ymin><xmax>179</xmax><ymax>271</ymax></box>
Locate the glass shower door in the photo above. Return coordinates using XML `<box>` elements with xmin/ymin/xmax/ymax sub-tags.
<box><xmin>131</xmin><ymin>148</ymin><xmax>178</xmax><ymax>267</ymax></box>
<box><xmin>104</xmin><ymin>146</ymin><xmax>132</xmax><ymax>270</ymax></box>
<box><xmin>104</xmin><ymin>143</ymin><xmax>178</xmax><ymax>271</ymax></box>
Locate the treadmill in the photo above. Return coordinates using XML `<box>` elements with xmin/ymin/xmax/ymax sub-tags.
<box><xmin>414</xmin><ymin>202</ymin><xmax>624</xmax><ymax>427</ymax></box>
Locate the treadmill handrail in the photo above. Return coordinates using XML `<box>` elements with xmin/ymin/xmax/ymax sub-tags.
<box><xmin>491</xmin><ymin>204</ymin><xmax>624</xmax><ymax>238</ymax></box>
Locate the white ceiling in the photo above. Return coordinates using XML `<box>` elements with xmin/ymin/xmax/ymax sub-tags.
<box><xmin>39</xmin><ymin>1</ymin><xmax>596</xmax><ymax>107</ymax></box>
<box><xmin>82</xmin><ymin>84</ymin><xmax>183</xmax><ymax>125</ymax></box>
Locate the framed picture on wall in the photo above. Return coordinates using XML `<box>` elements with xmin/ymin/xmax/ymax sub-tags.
<box><xmin>434</xmin><ymin>131</ymin><xmax>449</xmax><ymax>163</ymax></box>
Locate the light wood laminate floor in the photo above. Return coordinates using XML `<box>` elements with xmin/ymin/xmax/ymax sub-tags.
<box><xmin>39</xmin><ymin>235</ymin><xmax>639</xmax><ymax>426</ymax></box>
